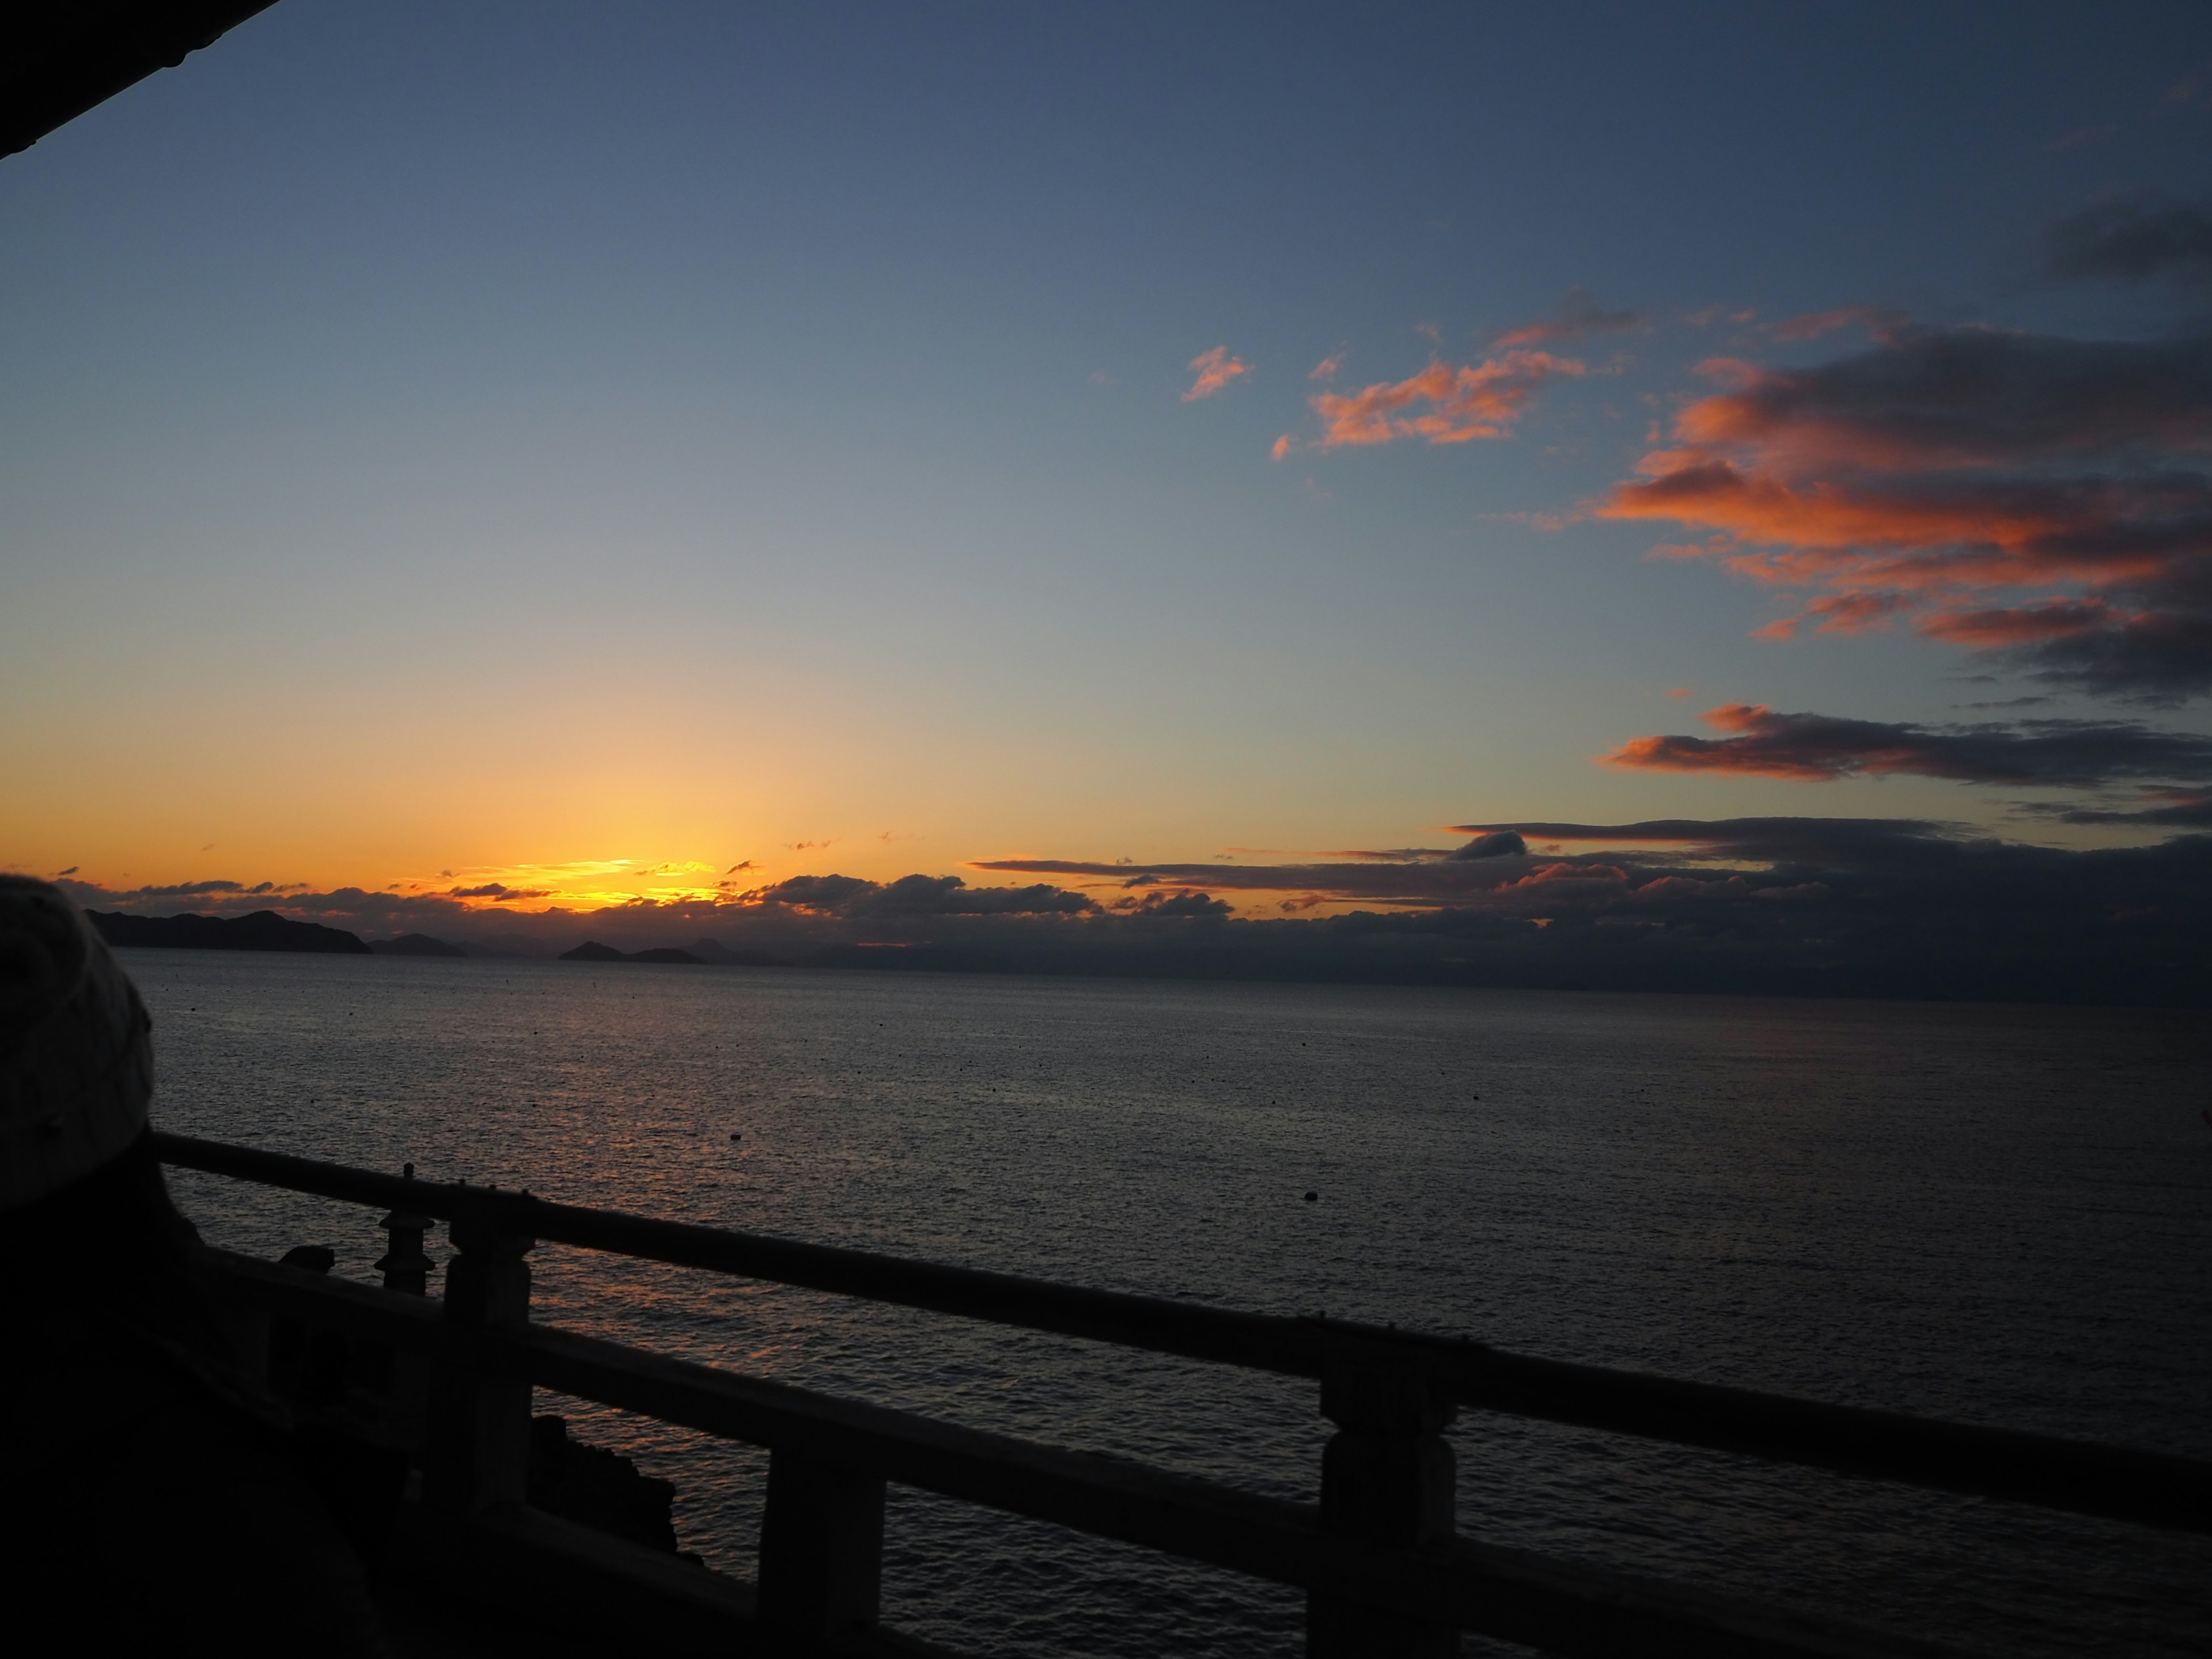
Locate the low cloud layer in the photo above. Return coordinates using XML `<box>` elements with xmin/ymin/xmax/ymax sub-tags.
<box><xmin>1599</xmin><ymin>323</ymin><xmax>2212</xmax><ymax>700</ymax></box>
<box><xmin>1604</xmin><ymin>704</ymin><xmax>2212</xmax><ymax>786</ymax></box>
<box><xmin>55</xmin><ymin>811</ymin><xmax>2212</xmax><ymax>1005</ymax></box>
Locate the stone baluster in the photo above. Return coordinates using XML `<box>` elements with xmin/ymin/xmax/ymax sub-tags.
<box><xmin>423</xmin><ymin>1196</ymin><xmax>535</xmax><ymax>1514</ymax></box>
<box><xmin>1308</xmin><ymin>1365</ymin><xmax>1459</xmax><ymax>1658</ymax></box>
<box><xmin>374</xmin><ymin>1165</ymin><xmax>437</xmax><ymax>1296</ymax></box>
<box><xmin>756</xmin><ymin>1452</ymin><xmax>887</xmax><ymax>1643</ymax></box>
<box><xmin>372</xmin><ymin>1164</ymin><xmax>438</xmax><ymax>1437</ymax></box>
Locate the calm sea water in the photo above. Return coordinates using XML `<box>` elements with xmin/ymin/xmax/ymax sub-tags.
<box><xmin>122</xmin><ymin>949</ymin><xmax>2211</xmax><ymax>1657</ymax></box>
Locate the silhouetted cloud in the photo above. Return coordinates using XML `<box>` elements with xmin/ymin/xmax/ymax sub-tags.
<box><xmin>740</xmin><ymin>873</ymin><xmax>1097</xmax><ymax>918</ymax></box>
<box><xmin>1111</xmin><ymin>889</ymin><xmax>1234</xmax><ymax>919</ymax></box>
<box><xmin>98</xmin><ymin>878</ymin><xmax>285</xmax><ymax>900</ymax></box>
<box><xmin>1597</xmin><ymin>323</ymin><xmax>2212</xmax><ymax>699</ymax></box>
<box><xmin>2048</xmin><ymin>195</ymin><xmax>2212</xmax><ymax>287</ymax></box>
<box><xmin>1450</xmin><ymin>830</ymin><xmax>1528</xmax><ymax>859</ymax></box>
<box><xmin>2053</xmin><ymin>789</ymin><xmax>2212</xmax><ymax>827</ymax></box>
<box><xmin>1183</xmin><ymin>346</ymin><xmax>1251</xmax><ymax>401</ymax></box>
<box><xmin>1603</xmin><ymin>704</ymin><xmax>2212</xmax><ymax>786</ymax></box>
<box><xmin>1494</xmin><ymin>286</ymin><xmax>1643</xmax><ymax>347</ymax></box>
<box><xmin>448</xmin><ymin>883</ymin><xmax>554</xmax><ymax>901</ymax></box>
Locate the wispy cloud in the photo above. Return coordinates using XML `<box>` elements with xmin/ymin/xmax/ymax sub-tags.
<box><xmin>1601</xmin><ymin>703</ymin><xmax>2212</xmax><ymax>786</ymax></box>
<box><xmin>2047</xmin><ymin>194</ymin><xmax>2212</xmax><ymax>288</ymax></box>
<box><xmin>1494</xmin><ymin>286</ymin><xmax>1643</xmax><ymax>348</ymax></box>
<box><xmin>1182</xmin><ymin>346</ymin><xmax>1251</xmax><ymax>402</ymax></box>
<box><xmin>1277</xmin><ymin>351</ymin><xmax>1584</xmax><ymax>457</ymax></box>
<box><xmin>1767</xmin><ymin>306</ymin><xmax>1907</xmax><ymax>343</ymax></box>
<box><xmin>2043</xmin><ymin>124</ymin><xmax>2118</xmax><ymax>153</ymax></box>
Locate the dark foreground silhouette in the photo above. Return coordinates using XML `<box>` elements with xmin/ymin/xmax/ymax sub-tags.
<box><xmin>0</xmin><ymin>1135</ymin><xmax>389</xmax><ymax>1656</ymax></box>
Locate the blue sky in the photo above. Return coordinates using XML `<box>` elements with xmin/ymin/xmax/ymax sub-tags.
<box><xmin>5</xmin><ymin>1</ymin><xmax>2210</xmax><ymax>917</ymax></box>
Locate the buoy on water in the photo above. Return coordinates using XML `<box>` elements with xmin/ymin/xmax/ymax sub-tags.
<box><xmin>1303</xmin><ymin>1190</ymin><xmax>1318</xmax><ymax>1202</ymax></box>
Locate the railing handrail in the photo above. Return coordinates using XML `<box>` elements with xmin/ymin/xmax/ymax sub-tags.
<box><xmin>202</xmin><ymin>1245</ymin><xmax>1990</xmax><ymax>1659</ymax></box>
<box><xmin>153</xmin><ymin>1131</ymin><xmax>2212</xmax><ymax>1534</ymax></box>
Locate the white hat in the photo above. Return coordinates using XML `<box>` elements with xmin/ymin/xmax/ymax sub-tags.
<box><xmin>0</xmin><ymin>876</ymin><xmax>154</xmax><ymax>1210</ymax></box>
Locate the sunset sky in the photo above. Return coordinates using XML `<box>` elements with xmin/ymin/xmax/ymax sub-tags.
<box><xmin>5</xmin><ymin>2</ymin><xmax>2211</xmax><ymax>954</ymax></box>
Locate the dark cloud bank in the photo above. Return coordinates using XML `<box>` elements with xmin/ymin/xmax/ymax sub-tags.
<box><xmin>64</xmin><ymin>817</ymin><xmax>2212</xmax><ymax>1007</ymax></box>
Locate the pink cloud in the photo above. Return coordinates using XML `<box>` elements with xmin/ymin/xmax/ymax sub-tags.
<box><xmin>1300</xmin><ymin>352</ymin><xmax>1584</xmax><ymax>450</ymax></box>
<box><xmin>1182</xmin><ymin>346</ymin><xmax>1251</xmax><ymax>402</ymax></box>
<box><xmin>1591</xmin><ymin>322</ymin><xmax>2212</xmax><ymax>698</ymax></box>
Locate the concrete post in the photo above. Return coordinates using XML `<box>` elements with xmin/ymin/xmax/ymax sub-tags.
<box><xmin>1308</xmin><ymin>1366</ymin><xmax>1459</xmax><ymax>1658</ymax></box>
<box><xmin>424</xmin><ymin>1206</ymin><xmax>534</xmax><ymax>1514</ymax></box>
<box><xmin>757</xmin><ymin>1450</ymin><xmax>887</xmax><ymax>1642</ymax></box>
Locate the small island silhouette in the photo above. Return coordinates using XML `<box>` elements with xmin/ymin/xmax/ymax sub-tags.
<box><xmin>559</xmin><ymin>942</ymin><xmax>704</xmax><ymax>964</ymax></box>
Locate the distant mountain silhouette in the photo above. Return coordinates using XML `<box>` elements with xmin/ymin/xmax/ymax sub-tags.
<box><xmin>369</xmin><ymin>933</ymin><xmax>467</xmax><ymax>958</ymax></box>
<box><xmin>89</xmin><ymin>910</ymin><xmax>371</xmax><ymax>955</ymax></box>
<box><xmin>558</xmin><ymin>941</ymin><xmax>703</xmax><ymax>964</ymax></box>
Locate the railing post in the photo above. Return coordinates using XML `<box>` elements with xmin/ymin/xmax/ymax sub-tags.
<box><xmin>756</xmin><ymin>1451</ymin><xmax>887</xmax><ymax>1643</ymax></box>
<box><xmin>423</xmin><ymin>1203</ymin><xmax>535</xmax><ymax>1514</ymax></box>
<box><xmin>373</xmin><ymin>1171</ymin><xmax>438</xmax><ymax>1439</ymax></box>
<box><xmin>1308</xmin><ymin>1366</ymin><xmax>1459</xmax><ymax>1658</ymax></box>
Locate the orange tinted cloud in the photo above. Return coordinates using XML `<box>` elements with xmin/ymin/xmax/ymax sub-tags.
<box><xmin>1595</xmin><ymin>323</ymin><xmax>2212</xmax><ymax>698</ymax></box>
<box><xmin>1182</xmin><ymin>346</ymin><xmax>1251</xmax><ymax>401</ymax></box>
<box><xmin>1300</xmin><ymin>351</ymin><xmax>1583</xmax><ymax>450</ymax></box>
<box><xmin>1309</xmin><ymin>353</ymin><xmax>1344</xmax><ymax>380</ymax></box>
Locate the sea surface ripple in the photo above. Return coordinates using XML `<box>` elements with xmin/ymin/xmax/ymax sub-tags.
<box><xmin>126</xmin><ymin>950</ymin><xmax>2212</xmax><ymax>1657</ymax></box>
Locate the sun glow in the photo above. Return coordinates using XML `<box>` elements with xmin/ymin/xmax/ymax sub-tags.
<box><xmin>395</xmin><ymin>858</ymin><xmax>724</xmax><ymax>912</ymax></box>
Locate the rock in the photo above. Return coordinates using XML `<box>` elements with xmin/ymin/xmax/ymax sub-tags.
<box><xmin>527</xmin><ymin>1415</ymin><xmax>680</xmax><ymax>1554</ymax></box>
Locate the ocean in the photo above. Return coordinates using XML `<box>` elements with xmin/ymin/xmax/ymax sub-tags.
<box><xmin>122</xmin><ymin>949</ymin><xmax>2211</xmax><ymax>1656</ymax></box>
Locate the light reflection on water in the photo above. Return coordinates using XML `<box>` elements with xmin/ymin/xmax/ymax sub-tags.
<box><xmin>127</xmin><ymin>950</ymin><xmax>2211</xmax><ymax>1656</ymax></box>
